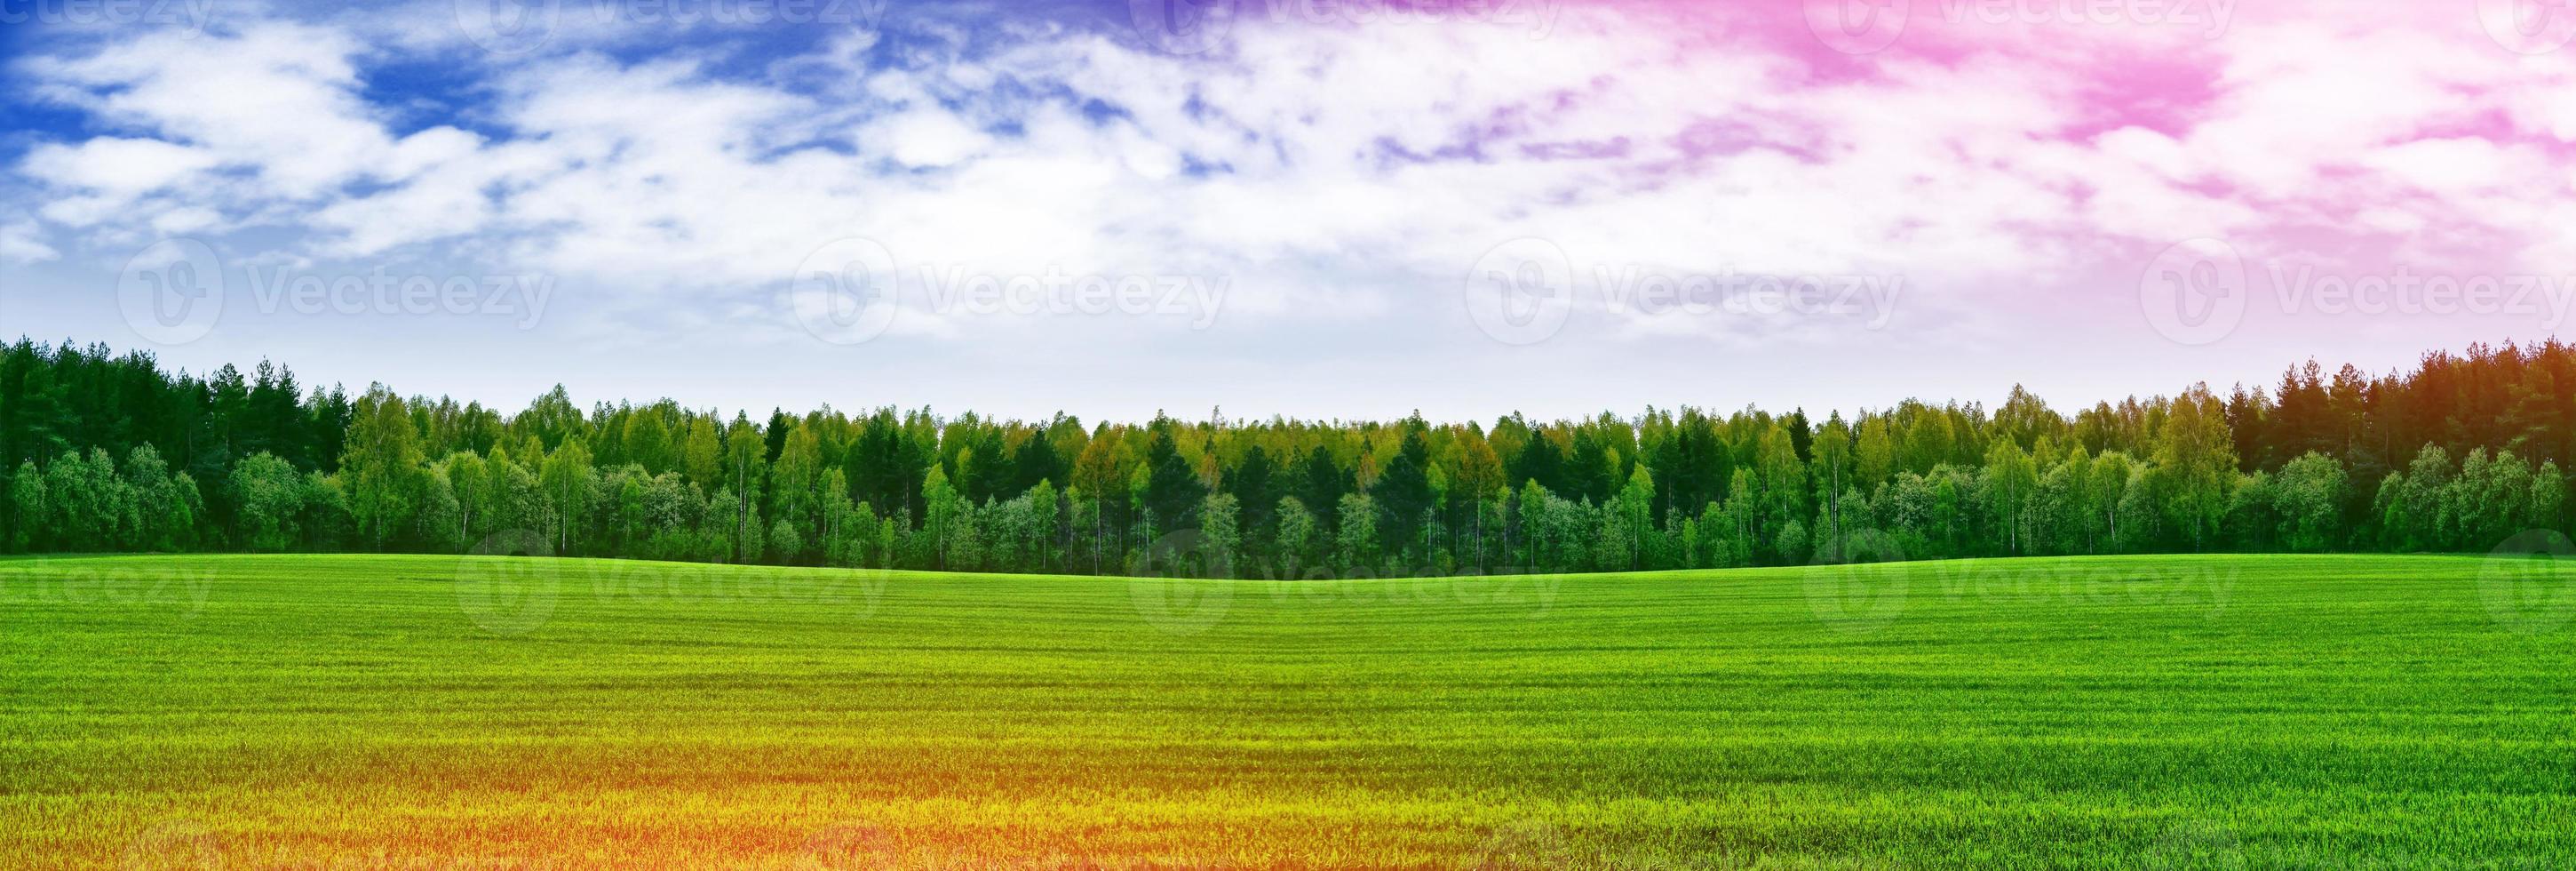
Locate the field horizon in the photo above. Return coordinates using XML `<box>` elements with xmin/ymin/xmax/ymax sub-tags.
<box><xmin>15</xmin><ymin>3</ymin><xmax>2576</xmax><ymax>866</ymax></box>
<box><xmin>6</xmin><ymin>551</ymin><xmax>2571</xmax><ymax>869</ymax></box>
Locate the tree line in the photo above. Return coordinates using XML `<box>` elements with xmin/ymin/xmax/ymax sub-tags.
<box><xmin>3</xmin><ymin>337</ymin><xmax>2571</xmax><ymax>576</ymax></box>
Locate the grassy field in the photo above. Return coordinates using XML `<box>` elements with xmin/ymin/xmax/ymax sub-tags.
<box><xmin>2</xmin><ymin>553</ymin><xmax>2571</xmax><ymax>869</ymax></box>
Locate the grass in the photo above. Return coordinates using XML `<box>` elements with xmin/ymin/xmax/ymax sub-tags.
<box><xmin>2</xmin><ymin>552</ymin><xmax>2571</xmax><ymax>869</ymax></box>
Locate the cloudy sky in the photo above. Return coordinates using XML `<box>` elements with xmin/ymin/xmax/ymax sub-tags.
<box><xmin>4</xmin><ymin>0</ymin><xmax>2575</xmax><ymax>421</ymax></box>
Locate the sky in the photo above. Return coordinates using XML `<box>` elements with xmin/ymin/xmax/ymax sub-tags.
<box><xmin>4</xmin><ymin>0</ymin><xmax>2575</xmax><ymax>423</ymax></box>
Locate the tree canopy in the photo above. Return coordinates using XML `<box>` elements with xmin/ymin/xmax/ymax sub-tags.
<box><xmin>4</xmin><ymin>337</ymin><xmax>2570</xmax><ymax>576</ymax></box>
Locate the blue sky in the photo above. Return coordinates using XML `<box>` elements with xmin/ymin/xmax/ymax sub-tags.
<box><xmin>4</xmin><ymin>0</ymin><xmax>2573</xmax><ymax>422</ymax></box>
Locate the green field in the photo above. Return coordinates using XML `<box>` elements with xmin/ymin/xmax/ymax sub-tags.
<box><xmin>3</xmin><ymin>554</ymin><xmax>2571</xmax><ymax>869</ymax></box>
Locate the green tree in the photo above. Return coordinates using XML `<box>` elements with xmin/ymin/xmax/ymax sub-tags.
<box><xmin>540</xmin><ymin>437</ymin><xmax>595</xmax><ymax>555</ymax></box>
<box><xmin>1611</xmin><ymin>463</ymin><xmax>1653</xmax><ymax>570</ymax></box>
<box><xmin>1142</xmin><ymin>422</ymin><xmax>1205</xmax><ymax>535</ymax></box>
<box><xmin>922</xmin><ymin>464</ymin><xmax>966</xmax><ymax>570</ymax></box>
<box><xmin>2152</xmin><ymin>387</ymin><xmax>2238</xmax><ymax>550</ymax></box>
<box><xmin>681</xmin><ymin>417</ymin><xmax>722</xmax><ymax>491</ymax></box>
<box><xmin>1200</xmin><ymin>491</ymin><xmax>1240</xmax><ymax>579</ymax></box>
<box><xmin>1274</xmin><ymin>495</ymin><xmax>1316</xmax><ymax>576</ymax></box>
<box><xmin>723</xmin><ymin>415</ymin><xmax>767</xmax><ymax>560</ymax></box>
<box><xmin>10</xmin><ymin>460</ymin><xmax>44</xmax><ymax>552</ymax></box>
<box><xmin>1981</xmin><ymin>439</ymin><xmax>2038</xmax><ymax>555</ymax></box>
<box><xmin>1335</xmin><ymin>491</ymin><xmax>1377</xmax><ymax>573</ymax></box>
<box><xmin>124</xmin><ymin>444</ymin><xmax>183</xmax><ymax>551</ymax></box>
<box><xmin>231</xmin><ymin>452</ymin><xmax>304</xmax><ymax>553</ymax></box>
<box><xmin>1811</xmin><ymin>414</ymin><xmax>1854</xmax><ymax>561</ymax></box>
<box><xmin>2273</xmin><ymin>451</ymin><xmax>2348</xmax><ymax>552</ymax></box>
<box><xmin>343</xmin><ymin>387</ymin><xmax>425</xmax><ymax>551</ymax></box>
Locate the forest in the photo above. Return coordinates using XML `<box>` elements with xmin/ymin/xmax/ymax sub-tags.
<box><xmin>2</xmin><ymin>337</ymin><xmax>2570</xmax><ymax>577</ymax></box>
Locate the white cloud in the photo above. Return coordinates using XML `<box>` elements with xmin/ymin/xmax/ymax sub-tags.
<box><xmin>10</xmin><ymin>2</ymin><xmax>2576</xmax><ymax>368</ymax></box>
<box><xmin>0</xmin><ymin>221</ymin><xmax>59</xmax><ymax>264</ymax></box>
<box><xmin>867</xmin><ymin>108</ymin><xmax>994</xmax><ymax>168</ymax></box>
<box><xmin>22</xmin><ymin>138</ymin><xmax>219</xmax><ymax>202</ymax></box>
<box><xmin>28</xmin><ymin>23</ymin><xmax>396</xmax><ymax>198</ymax></box>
